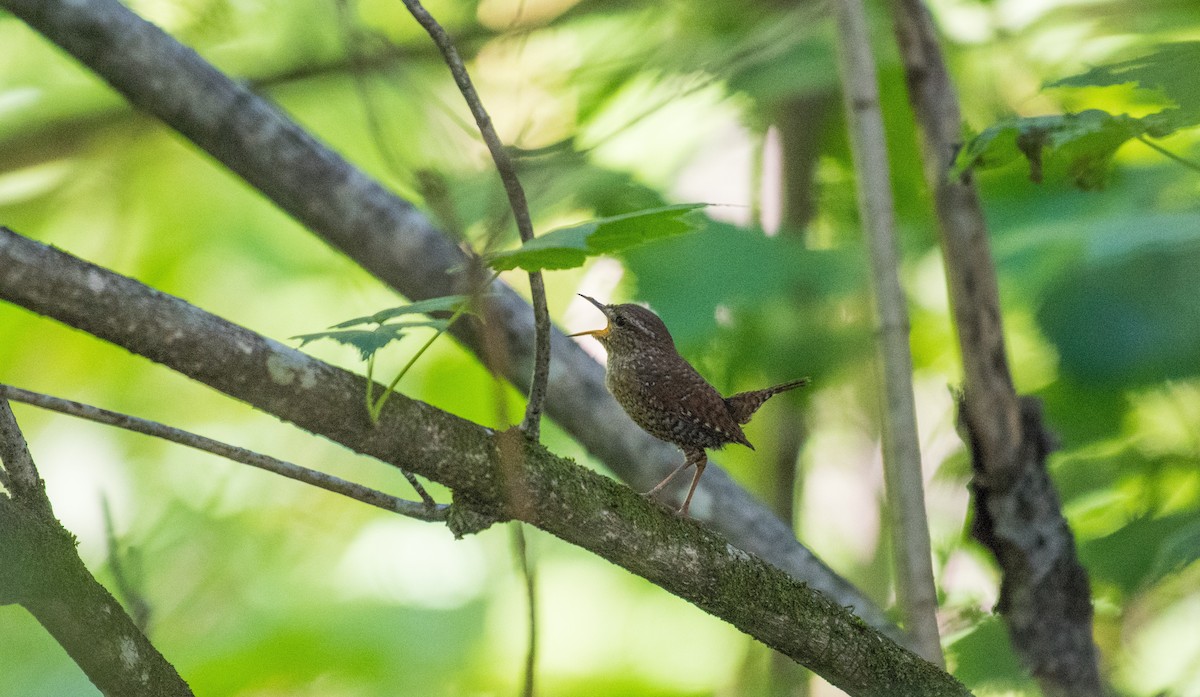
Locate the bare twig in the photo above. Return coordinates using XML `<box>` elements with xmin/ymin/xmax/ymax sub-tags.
<box><xmin>101</xmin><ymin>496</ymin><xmax>152</xmax><ymax>631</ymax></box>
<box><xmin>0</xmin><ymin>385</ymin><xmax>447</xmax><ymax>522</ymax></box>
<box><xmin>512</xmin><ymin>524</ymin><xmax>538</xmax><ymax>697</ymax></box>
<box><xmin>1135</xmin><ymin>134</ymin><xmax>1200</xmax><ymax>174</ymax></box>
<box><xmin>831</xmin><ymin>0</ymin><xmax>942</xmax><ymax>665</ymax></box>
<box><xmin>399</xmin><ymin>0</ymin><xmax>552</xmax><ymax>441</ymax></box>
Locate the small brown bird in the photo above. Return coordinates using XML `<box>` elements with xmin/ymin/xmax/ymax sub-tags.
<box><xmin>570</xmin><ymin>294</ymin><xmax>809</xmax><ymax>516</ymax></box>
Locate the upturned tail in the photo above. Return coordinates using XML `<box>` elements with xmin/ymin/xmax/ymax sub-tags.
<box><xmin>724</xmin><ymin>378</ymin><xmax>811</xmax><ymax>425</ymax></box>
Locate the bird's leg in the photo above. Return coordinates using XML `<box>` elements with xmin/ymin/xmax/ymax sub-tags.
<box><xmin>643</xmin><ymin>455</ymin><xmax>695</xmax><ymax>499</ymax></box>
<box><xmin>677</xmin><ymin>453</ymin><xmax>707</xmax><ymax>516</ymax></box>
<box><xmin>643</xmin><ymin>448</ymin><xmax>707</xmax><ymax>516</ymax></box>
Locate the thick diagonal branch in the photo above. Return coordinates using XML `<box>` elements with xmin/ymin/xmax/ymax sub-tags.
<box><xmin>0</xmin><ymin>228</ymin><xmax>970</xmax><ymax>697</ymax></box>
<box><xmin>0</xmin><ymin>0</ymin><xmax>900</xmax><ymax>639</ymax></box>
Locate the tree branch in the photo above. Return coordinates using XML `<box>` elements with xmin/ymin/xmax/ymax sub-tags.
<box><xmin>0</xmin><ymin>0</ymin><xmax>901</xmax><ymax>642</ymax></box>
<box><xmin>398</xmin><ymin>0</ymin><xmax>552</xmax><ymax>441</ymax></box>
<box><xmin>0</xmin><ymin>400</ymin><xmax>52</xmax><ymax>513</ymax></box>
<box><xmin>888</xmin><ymin>2</ymin><xmax>1103</xmax><ymax>695</ymax></box>
<box><xmin>0</xmin><ymin>227</ymin><xmax>971</xmax><ymax>697</ymax></box>
<box><xmin>0</xmin><ymin>385</ymin><xmax>446</xmax><ymax>522</ymax></box>
<box><xmin>831</xmin><ymin>0</ymin><xmax>942</xmax><ymax>664</ymax></box>
<box><xmin>0</xmin><ymin>399</ymin><xmax>193</xmax><ymax>696</ymax></box>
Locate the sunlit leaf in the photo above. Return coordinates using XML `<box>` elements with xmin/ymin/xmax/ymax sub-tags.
<box><xmin>1049</xmin><ymin>41</ymin><xmax>1200</xmax><ymax>130</ymax></box>
<box><xmin>1081</xmin><ymin>513</ymin><xmax>1200</xmax><ymax>593</ymax></box>
<box><xmin>956</xmin><ymin>44</ymin><xmax>1200</xmax><ymax>188</ymax></box>
<box><xmin>486</xmin><ymin>203</ymin><xmax>707</xmax><ymax>271</ymax></box>
<box><xmin>331</xmin><ymin>296</ymin><xmax>470</xmax><ymax>329</ymax></box>
<box><xmin>954</xmin><ymin>110</ymin><xmax>1148</xmax><ymax>189</ymax></box>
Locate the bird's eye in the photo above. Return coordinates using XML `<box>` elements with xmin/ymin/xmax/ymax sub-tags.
<box><xmin>613</xmin><ymin>314</ymin><xmax>627</xmax><ymax>328</ymax></box>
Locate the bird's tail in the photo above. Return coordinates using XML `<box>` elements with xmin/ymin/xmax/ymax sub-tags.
<box><xmin>725</xmin><ymin>378</ymin><xmax>811</xmax><ymax>425</ymax></box>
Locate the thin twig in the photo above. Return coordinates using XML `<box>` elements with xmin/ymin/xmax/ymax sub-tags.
<box><xmin>831</xmin><ymin>0</ymin><xmax>943</xmax><ymax>665</ymax></box>
<box><xmin>102</xmin><ymin>496</ymin><xmax>152</xmax><ymax>632</ymax></box>
<box><xmin>399</xmin><ymin>0</ymin><xmax>551</xmax><ymax>441</ymax></box>
<box><xmin>1135</xmin><ymin>134</ymin><xmax>1200</xmax><ymax>174</ymax></box>
<box><xmin>0</xmin><ymin>385</ymin><xmax>447</xmax><ymax>522</ymax></box>
<box><xmin>512</xmin><ymin>524</ymin><xmax>538</xmax><ymax>697</ymax></box>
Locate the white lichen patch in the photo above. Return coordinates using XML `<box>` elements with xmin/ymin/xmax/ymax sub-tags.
<box><xmin>118</xmin><ymin>635</ymin><xmax>139</xmax><ymax>670</ymax></box>
<box><xmin>85</xmin><ymin>269</ymin><xmax>107</xmax><ymax>293</ymax></box>
<box><xmin>725</xmin><ymin>543</ymin><xmax>751</xmax><ymax>563</ymax></box>
<box><xmin>265</xmin><ymin>352</ymin><xmax>318</xmax><ymax>389</ymax></box>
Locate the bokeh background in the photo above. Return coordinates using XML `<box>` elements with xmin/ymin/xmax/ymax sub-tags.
<box><xmin>2</xmin><ymin>0</ymin><xmax>1199</xmax><ymax>695</ymax></box>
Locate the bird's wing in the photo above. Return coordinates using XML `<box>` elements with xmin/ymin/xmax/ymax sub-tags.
<box><xmin>641</xmin><ymin>356</ymin><xmax>750</xmax><ymax>448</ymax></box>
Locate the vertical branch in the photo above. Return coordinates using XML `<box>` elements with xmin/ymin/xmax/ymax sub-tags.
<box><xmin>889</xmin><ymin>2</ymin><xmax>1104</xmax><ymax>695</ymax></box>
<box><xmin>399</xmin><ymin>0</ymin><xmax>551</xmax><ymax>441</ymax></box>
<box><xmin>512</xmin><ymin>525</ymin><xmax>538</xmax><ymax>697</ymax></box>
<box><xmin>829</xmin><ymin>0</ymin><xmax>944</xmax><ymax>665</ymax></box>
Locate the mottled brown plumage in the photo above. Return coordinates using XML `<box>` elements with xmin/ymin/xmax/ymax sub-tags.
<box><xmin>570</xmin><ymin>294</ymin><xmax>810</xmax><ymax>515</ymax></box>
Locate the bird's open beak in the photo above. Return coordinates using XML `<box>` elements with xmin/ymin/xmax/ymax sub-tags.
<box><xmin>569</xmin><ymin>294</ymin><xmax>611</xmax><ymax>338</ymax></box>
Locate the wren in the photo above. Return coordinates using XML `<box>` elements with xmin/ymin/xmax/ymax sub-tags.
<box><xmin>570</xmin><ymin>294</ymin><xmax>809</xmax><ymax>516</ymax></box>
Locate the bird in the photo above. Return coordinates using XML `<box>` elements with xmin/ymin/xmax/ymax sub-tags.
<box><xmin>570</xmin><ymin>294</ymin><xmax>810</xmax><ymax>516</ymax></box>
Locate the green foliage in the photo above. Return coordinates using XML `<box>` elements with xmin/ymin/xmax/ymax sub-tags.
<box><xmin>1081</xmin><ymin>511</ymin><xmax>1200</xmax><ymax>593</ymax></box>
<box><xmin>954</xmin><ymin>110</ymin><xmax>1152</xmax><ymax>189</ymax></box>
<box><xmin>1050</xmin><ymin>42</ymin><xmax>1200</xmax><ymax>129</ymax></box>
<box><xmin>956</xmin><ymin>42</ymin><xmax>1200</xmax><ymax>188</ymax></box>
<box><xmin>945</xmin><ymin>616</ymin><xmax>1035</xmax><ymax>694</ymax></box>
<box><xmin>1037</xmin><ymin>238</ymin><xmax>1200</xmax><ymax>385</ymax></box>
<box><xmin>291</xmin><ymin>294</ymin><xmax>478</xmax><ymax>421</ymax></box>
<box><xmin>292</xmin><ymin>296</ymin><xmax>469</xmax><ymax>362</ymax></box>
<box><xmin>485</xmin><ymin>204</ymin><xmax>708</xmax><ymax>272</ymax></box>
<box><xmin>293</xmin><ymin>321</ymin><xmax>448</xmax><ymax>361</ymax></box>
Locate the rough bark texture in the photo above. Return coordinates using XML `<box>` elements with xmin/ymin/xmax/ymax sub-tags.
<box><xmin>0</xmin><ymin>227</ymin><xmax>972</xmax><ymax>697</ymax></box>
<box><xmin>963</xmin><ymin>399</ymin><xmax>1100</xmax><ymax>697</ymax></box>
<box><xmin>0</xmin><ymin>403</ymin><xmax>194</xmax><ymax>696</ymax></box>
<box><xmin>889</xmin><ymin>2</ymin><xmax>1103</xmax><ymax>695</ymax></box>
<box><xmin>0</xmin><ymin>0</ymin><xmax>901</xmax><ymax>639</ymax></box>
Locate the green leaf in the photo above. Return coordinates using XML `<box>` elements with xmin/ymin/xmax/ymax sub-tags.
<box><xmin>331</xmin><ymin>296</ymin><xmax>470</xmax><ymax>329</ymax></box>
<box><xmin>292</xmin><ymin>320</ymin><xmax>447</xmax><ymax>361</ymax></box>
<box><xmin>956</xmin><ymin>43</ymin><xmax>1200</xmax><ymax>187</ymax></box>
<box><xmin>1149</xmin><ymin>517</ymin><xmax>1200</xmax><ymax>583</ymax></box>
<box><xmin>1048</xmin><ymin>42</ymin><xmax>1200</xmax><ymax>131</ymax></box>
<box><xmin>945</xmin><ymin>616</ymin><xmax>1037</xmax><ymax>694</ymax></box>
<box><xmin>954</xmin><ymin>110</ymin><xmax>1148</xmax><ymax>189</ymax></box>
<box><xmin>486</xmin><ymin>203</ymin><xmax>707</xmax><ymax>272</ymax></box>
<box><xmin>1080</xmin><ymin>512</ymin><xmax>1200</xmax><ymax>593</ymax></box>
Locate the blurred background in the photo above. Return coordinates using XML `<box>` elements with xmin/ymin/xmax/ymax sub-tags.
<box><xmin>2</xmin><ymin>0</ymin><xmax>1199</xmax><ymax>695</ymax></box>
